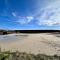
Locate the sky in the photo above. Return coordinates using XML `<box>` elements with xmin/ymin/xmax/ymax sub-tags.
<box><xmin>0</xmin><ymin>0</ymin><xmax>60</xmax><ymax>30</ymax></box>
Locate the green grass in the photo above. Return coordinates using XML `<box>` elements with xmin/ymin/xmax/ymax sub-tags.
<box><xmin>0</xmin><ymin>50</ymin><xmax>60</xmax><ymax>60</ymax></box>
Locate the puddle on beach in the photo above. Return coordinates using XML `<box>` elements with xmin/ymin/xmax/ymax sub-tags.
<box><xmin>0</xmin><ymin>34</ymin><xmax>28</xmax><ymax>42</ymax></box>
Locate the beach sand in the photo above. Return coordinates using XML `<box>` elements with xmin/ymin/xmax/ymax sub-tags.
<box><xmin>0</xmin><ymin>33</ymin><xmax>60</xmax><ymax>55</ymax></box>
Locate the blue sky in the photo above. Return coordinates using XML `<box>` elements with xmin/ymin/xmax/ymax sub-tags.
<box><xmin>0</xmin><ymin>0</ymin><xmax>60</xmax><ymax>30</ymax></box>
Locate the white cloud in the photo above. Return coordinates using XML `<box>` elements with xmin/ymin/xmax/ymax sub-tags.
<box><xmin>12</xmin><ymin>0</ymin><xmax>60</xmax><ymax>26</ymax></box>
<box><xmin>16</xmin><ymin>16</ymin><xmax>34</xmax><ymax>25</ymax></box>
<box><xmin>12</xmin><ymin>12</ymin><xmax>34</xmax><ymax>25</ymax></box>
<box><xmin>17</xmin><ymin>19</ymin><xmax>26</xmax><ymax>25</ymax></box>
<box><xmin>12</xmin><ymin>12</ymin><xmax>17</xmax><ymax>17</ymax></box>
<box><xmin>38</xmin><ymin>20</ymin><xmax>60</xmax><ymax>26</ymax></box>
<box><xmin>36</xmin><ymin>0</ymin><xmax>60</xmax><ymax>26</ymax></box>
<box><xmin>26</xmin><ymin>16</ymin><xmax>34</xmax><ymax>23</ymax></box>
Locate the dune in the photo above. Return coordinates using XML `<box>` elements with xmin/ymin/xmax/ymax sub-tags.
<box><xmin>0</xmin><ymin>33</ymin><xmax>60</xmax><ymax>55</ymax></box>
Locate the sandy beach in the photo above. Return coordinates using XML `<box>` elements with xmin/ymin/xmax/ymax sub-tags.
<box><xmin>0</xmin><ymin>33</ymin><xmax>60</xmax><ymax>55</ymax></box>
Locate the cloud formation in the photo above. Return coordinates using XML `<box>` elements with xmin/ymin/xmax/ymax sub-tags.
<box><xmin>12</xmin><ymin>12</ymin><xmax>34</xmax><ymax>25</ymax></box>
<box><xmin>12</xmin><ymin>12</ymin><xmax>17</xmax><ymax>17</ymax></box>
<box><xmin>17</xmin><ymin>16</ymin><xmax>34</xmax><ymax>25</ymax></box>
<box><xmin>11</xmin><ymin>0</ymin><xmax>60</xmax><ymax>26</ymax></box>
<box><xmin>36</xmin><ymin>0</ymin><xmax>60</xmax><ymax>26</ymax></box>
